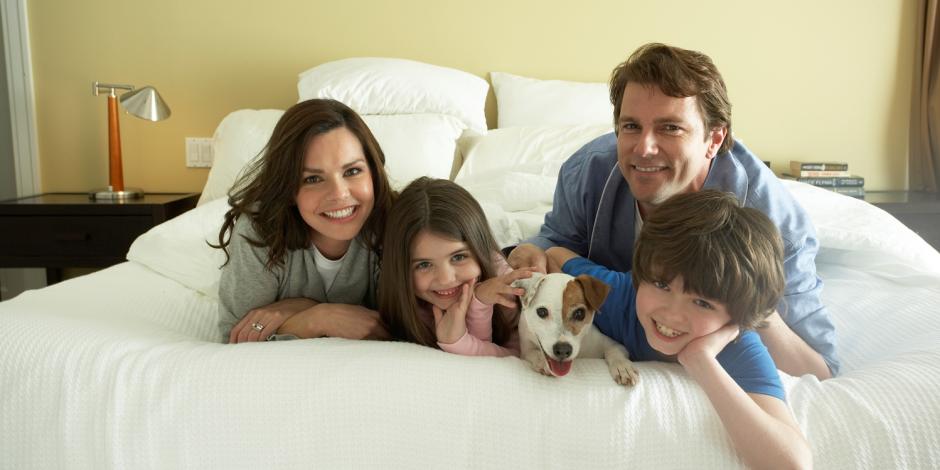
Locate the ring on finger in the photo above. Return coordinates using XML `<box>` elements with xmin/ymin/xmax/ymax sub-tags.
<box><xmin>251</xmin><ymin>322</ymin><xmax>265</xmax><ymax>332</ymax></box>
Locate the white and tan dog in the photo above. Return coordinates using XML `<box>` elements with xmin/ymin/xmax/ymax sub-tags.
<box><xmin>514</xmin><ymin>272</ymin><xmax>638</xmax><ymax>385</ymax></box>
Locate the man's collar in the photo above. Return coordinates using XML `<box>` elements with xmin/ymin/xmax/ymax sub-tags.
<box><xmin>702</xmin><ymin>142</ymin><xmax>749</xmax><ymax>204</ymax></box>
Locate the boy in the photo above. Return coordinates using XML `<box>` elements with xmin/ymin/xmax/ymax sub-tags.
<box><xmin>546</xmin><ymin>190</ymin><xmax>812</xmax><ymax>469</ymax></box>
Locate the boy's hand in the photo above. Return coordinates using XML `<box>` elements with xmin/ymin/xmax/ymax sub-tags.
<box><xmin>431</xmin><ymin>282</ymin><xmax>474</xmax><ymax>344</ymax></box>
<box><xmin>545</xmin><ymin>246</ymin><xmax>579</xmax><ymax>273</ymax></box>
<box><xmin>475</xmin><ymin>268</ymin><xmax>536</xmax><ymax>308</ymax></box>
<box><xmin>677</xmin><ymin>323</ymin><xmax>740</xmax><ymax>368</ymax></box>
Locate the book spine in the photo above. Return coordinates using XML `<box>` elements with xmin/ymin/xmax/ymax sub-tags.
<box><xmin>830</xmin><ymin>186</ymin><xmax>865</xmax><ymax>197</ymax></box>
<box><xmin>792</xmin><ymin>162</ymin><xmax>849</xmax><ymax>171</ymax></box>
<box><xmin>795</xmin><ymin>176</ymin><xmax>865</xmax><ymax>187</ymax></box>
<box><xmin>797</xmin><ymin>170</ymin><xmax>851</xmax><ymax>177</ymax></box>
<box><xmin>834</xmin><ymin>177</ymin><xmax>864</xmax><ymax>187</ymax></box>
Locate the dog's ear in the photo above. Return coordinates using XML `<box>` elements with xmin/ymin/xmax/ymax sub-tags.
<box><xmin>574</xmin><ymin>274</ymin><xmax>610</xmax><ymax>312</ymax></box>
<box><xmin>512</xmin><ymin>272</ymin><xmax>546</xmax><ymax>309</ymax></box>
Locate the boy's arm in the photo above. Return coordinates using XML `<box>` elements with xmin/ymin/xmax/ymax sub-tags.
<box><xmin>680</xmin><ymin>325</ymin><xmax>812</xmax><ymax>470</ymax></box>
<box><xmin>545</xmin><ymin>246</ymin><xmax>578</xmax><ymax>273</ymax></box>
<box><xmin>549</xmin><ymin>247</ymin><xmax>634</xmax><ymax>318</ymax></box>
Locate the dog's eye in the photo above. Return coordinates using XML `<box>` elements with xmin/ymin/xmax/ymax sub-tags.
<box><xmin>536</xmin><ymin>307</ymin><xmax>549</xmax><ymax>318</ymax></box>
<box><xmin>571</xmin><ymin>308</ymin><xmax>585</xmax><ymax>321</ymax></box>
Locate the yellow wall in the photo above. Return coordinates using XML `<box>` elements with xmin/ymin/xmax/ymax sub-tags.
<box><xmin>28</xmin><ymin>0</ymin><xmax>914</xmax><ymax>192</ymax></box>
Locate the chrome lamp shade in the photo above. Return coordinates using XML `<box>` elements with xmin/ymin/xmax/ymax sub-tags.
<box><xmin>91</xmin><ymin>82</ymin><xmax>171</xmax><ymax>200</ymax></box>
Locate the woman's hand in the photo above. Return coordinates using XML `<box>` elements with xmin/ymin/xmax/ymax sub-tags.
<box><xmin>431</xmin><ymin>282</ymin><xmax>474</xmax><ymax>344</ymax></box>
<box><xmin>279</xmin><ymin>304</ymin><xmax>391</xmax><ymax>340</ymax></box>
<box><xmin>474</xmin><ymin>268</ymin><xmax>536</xmax><ymax>308</ymax></box>
<box><xmin>230</xmin><ymin>297</ymin><xmax>318</xmax><ymax>343</ymax></box>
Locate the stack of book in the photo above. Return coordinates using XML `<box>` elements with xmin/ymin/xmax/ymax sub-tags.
<box><xmin>783</xmin><ymin>161</ymin><xmax>865</xmax><ymax>198</ymax></box>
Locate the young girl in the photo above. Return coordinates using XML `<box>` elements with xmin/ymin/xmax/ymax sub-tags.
<box><xmin>214</xmin><ymin>99</ymin><xmax>395</xmax><ymax>344</ymax></box>
<box><xmin>379</xmin><ymin>177</ymin><xmax>532</xmax><ymax>356</ymax></box>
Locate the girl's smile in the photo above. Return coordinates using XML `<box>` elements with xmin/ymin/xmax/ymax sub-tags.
<box><xmin>410</xmin><ymin>229</ymin><xmax>482</xmax><ymax>311</ymax></box>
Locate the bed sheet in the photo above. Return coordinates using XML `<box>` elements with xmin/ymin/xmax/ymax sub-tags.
<box><xmin>2</xmin><ymin>200</ymin><xmax>940</xmax><ymax>469</ymax></box>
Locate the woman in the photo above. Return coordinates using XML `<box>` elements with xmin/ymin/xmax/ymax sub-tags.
<box><xmin>213</xmin><ymin>99</ymin><xmax>394</xmax><ymax>343</ymax></box>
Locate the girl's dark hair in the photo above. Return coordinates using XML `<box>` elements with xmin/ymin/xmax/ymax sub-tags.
<box><xmin>212</xmin><ymin>99</ymin><xmax>393</xmax><ymax>268</ymax></box>
<box><xmin>378</xmin><ymin>177</ymin><xmax>514</xmax><ymax>347</ymax></box>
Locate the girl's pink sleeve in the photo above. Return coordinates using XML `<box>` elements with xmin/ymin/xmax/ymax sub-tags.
<box><xmin>465</xmin><ymin>295</ymin><xmax>494</xmax><ymax>341</ymax></box>
<box><xmin>438</xmin><ymin>331</ymin><xmax>519</xmax><ymax>357</ymax></box>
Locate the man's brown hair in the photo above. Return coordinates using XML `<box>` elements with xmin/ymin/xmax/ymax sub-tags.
<box><xmin>610</xmin><ymin>43</ymin><xmax>733</xmax><ymax>154</ymax></box>
<box><xmin>632</xmin><ymin>190</ymin><xmax>785</xmax><ymax>329</ymax></box>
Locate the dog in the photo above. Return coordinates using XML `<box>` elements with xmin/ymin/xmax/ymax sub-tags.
<box><xmin>514</xmin><ymin>272</ymin><xmax>638</xmax><ymax>385</ymax></box>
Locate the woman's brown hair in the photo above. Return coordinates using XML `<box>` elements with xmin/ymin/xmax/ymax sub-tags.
<box><xmin>212</xmin><ymin>99</ymin><xmax>393</xmax><ymax>268</ymax></box>
<box><xmin>378</xmin><ymin>177</ymin><xmax>514</xmax><ymax>348</ymax></box>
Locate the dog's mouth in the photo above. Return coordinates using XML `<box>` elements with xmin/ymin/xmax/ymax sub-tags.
<box><xmin>544</xmin><ymin>354</ymin><xmax>573</xmax><ymax>377</ymax></box>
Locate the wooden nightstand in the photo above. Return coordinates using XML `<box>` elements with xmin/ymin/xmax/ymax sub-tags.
<box><xmin>0</xmin><ymin>192</ymin><xmax>199</xmax><ymax>283</ymax></box>
<box><xmin>865</xmin><ymin>191</ymin><xmax>940</xmax><ymax>251</ymax></box>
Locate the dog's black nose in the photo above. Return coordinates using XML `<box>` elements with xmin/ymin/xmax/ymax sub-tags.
<box><xmin>553</xmin><ymin>342</ymin><xmax>573</xmax><ymax>360</ymax></box>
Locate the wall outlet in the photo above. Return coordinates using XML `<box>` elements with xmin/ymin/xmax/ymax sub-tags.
<box><xmin>185</xmin><ymin>137</ymin><xmax>214</xmax><ymax>168</ymax></box>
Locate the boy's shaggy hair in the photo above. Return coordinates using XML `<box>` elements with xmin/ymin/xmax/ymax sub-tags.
<box><xmin>632</xmin><ymin>190</ymin><xmax>785</xmax><ymax>329</ymax></box>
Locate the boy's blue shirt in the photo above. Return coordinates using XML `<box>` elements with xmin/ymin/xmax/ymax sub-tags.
<box><xmin>562</xmin><ymin>256</ymin><xmax>785</xmax><ymax>401</ymax></box>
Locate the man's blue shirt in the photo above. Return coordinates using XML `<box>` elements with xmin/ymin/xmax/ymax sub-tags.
<box><xmin>563</xmin><ymin>257</ymin><xmax>785</xmax><ymax>400</ymax></box>
<box><xmin>524</xmin><ymin>133</ymin><xmax>840</xmax><ymax>374</ymax></box>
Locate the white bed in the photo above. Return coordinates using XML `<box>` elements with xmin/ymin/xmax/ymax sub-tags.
<box><xmin>2</xmin><ymin>59</ymin><xmax>939</xmax><ymax>469</ymax></box>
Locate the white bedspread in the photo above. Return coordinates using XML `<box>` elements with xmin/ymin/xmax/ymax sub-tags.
<box><xmin>2</xmin><ymin>181</ymin><xmax>939</xmax><ymax>469</ymax></box>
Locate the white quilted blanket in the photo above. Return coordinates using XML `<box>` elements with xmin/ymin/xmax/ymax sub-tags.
<box><xmin>1</xmin><ymin>182</ymin><xmax>939</xmax><ymax>469</ymax></box>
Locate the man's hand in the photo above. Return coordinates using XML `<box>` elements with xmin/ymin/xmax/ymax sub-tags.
<box><xmin>474</xmin><ymin>268</ymin><xmax>535</xmax><ymax>308</ymax></box>
<box><xmin>230</xmin><ymin>297</ymin><xmax>318</xmax><ymax>343</ymax></box>
<box><xmin>545</xmin><ymin>246</ymin><xmax>579</xmax><ymax>273</ymax></box>
<box><xmin>757</xmin><ymin>311</ymin><xmax>832</xmax><ymax>379</ymax></box>
<box><xmin>676</xmin><ymin>323</ymin><xmax>740</xmax><ymax>368</ymax></box>
<box><xmin>507</xmin><ymin>243</ymin><xmax>547</xmax><ymax>273</ymax></box>
<box><xmin>431</xmin><ymin>282</ymin><xmax>473</xmax><ymax>344</ymax></box>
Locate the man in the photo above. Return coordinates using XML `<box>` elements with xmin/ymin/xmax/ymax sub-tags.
<box><xmin>508</xmin><ymin>43</ymin><xmax>837</xmax><ymax>379</ymax></box>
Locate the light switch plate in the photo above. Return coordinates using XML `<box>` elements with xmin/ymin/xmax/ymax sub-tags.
<box><xmin>185</xmin><ymin>137</ymin><xmax>213</xmax><ymax>168</ymax></box>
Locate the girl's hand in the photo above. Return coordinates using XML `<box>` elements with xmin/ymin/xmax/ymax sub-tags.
<box><xmin>431</xmin><ymin>282</ymin><xmax>474</xmax><ymax>344</ymax></box>
<box><xmin>677</xmin><ymin>323</ymin><xmax>740</xmax><ymax>368</ymax></box>
<box><xmin>230</xmin><ymin>297</ymin><xmax>318</xmax><ymax>343</ymax></box>
<box><xmin>474</xmin><ymin>268</ymin><xmax>536</xmax><ymax>308</ymax></box>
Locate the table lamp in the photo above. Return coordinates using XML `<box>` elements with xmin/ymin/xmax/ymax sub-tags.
<box><xmin>91</xmin><ymin>81</ymin><xmax>171</xmax><ymax>200</ymax></box>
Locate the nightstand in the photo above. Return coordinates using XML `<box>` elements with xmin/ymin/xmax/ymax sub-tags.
<box><xmin>865</xmin><ymin>191</ymin><xmax>940</xmax><ymax>251</ymax></box>
<box><xmin>0</xmin><ymin>192</ymin><xmax>199</xmax><ymax>283</ymax></box>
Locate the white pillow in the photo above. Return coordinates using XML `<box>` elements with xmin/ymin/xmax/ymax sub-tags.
<box><xmin>454</xmin><ymin>124</ymin><xmax>612</xmax><ymax>183</ymax></box>
<box><xmin>491</xmin><ymin>72</ymin><xmax>613</xmax><ymax>128</ymax></box>
<box><xmin>198</xmin><ymin>109</ymin><xmax>284</xmax><ymax>206</ymax></box>
<box><xmin>298</xmin><ymin>58</ymin><xmax>489</xmax><ymax>133</ymax></box>
<box><xmin>783</xmin><ymin>180</ymin><xmax>940</xmax><ymax>277</ymax></box>
<box><xmin>199</xmin><ymin>109</ymin><xmax>466</xmax><ymax>205</ymax></box>
<box><xmin>363</xmin><ymin>114</ymin><xmax>465</xmax><ymax>189</ymax></box>
<box><xmin>127</xmin><ymin>197</ymin><xmax>228</xmax><ymax>298</ymax></box>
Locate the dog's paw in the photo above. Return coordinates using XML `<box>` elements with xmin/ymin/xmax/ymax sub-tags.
<box><xmin>608</xmin><ymin>359</ymin><xmax>639</xmax><ymax>386</ymax></box>
<box><xmin>523</xmin><ymin>353</ymin><xmax>554</xmax><ymax>377</ymax></box>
